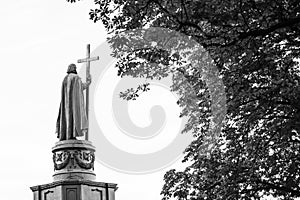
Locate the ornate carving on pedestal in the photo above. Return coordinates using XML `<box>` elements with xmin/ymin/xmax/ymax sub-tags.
<box><xmin>74</xmin><ymin>150</ymin><xmax>95</xmax><ymax>170</ymax></box>
<box><xmin>53</xmin><ymin>150</ymin><xmax>95</xmax><ymax>171</ymax></box>
<box><xmin>53</xmin><ymin>151</ymin><xmax>70</xmax><ymax>170</ymax></box>
<box><xmin>52</xmin><ymin>140</ymin><xmax>96</xmax><ymax>181</ymax></box>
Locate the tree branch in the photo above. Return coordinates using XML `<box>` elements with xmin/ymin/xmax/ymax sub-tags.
<box><xmin>238</xmin><ymin>17</ymin><xmax>300</xmax><ymax>39</ymax></box>
<box><xmin>257</xmin><ymin>180</ymin><xmax>300</xmax><ymax>196</ymax></box>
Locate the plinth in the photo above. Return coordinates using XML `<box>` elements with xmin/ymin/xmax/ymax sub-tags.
<box><xmin>52</xmin><ymin>140</ymin><xmax>96</xmax><ymax>181</ymax></box>
<box><xmin>30</xmin><ymin>140</ymin><xmax>118</xmax><ymax>200</ymax></box>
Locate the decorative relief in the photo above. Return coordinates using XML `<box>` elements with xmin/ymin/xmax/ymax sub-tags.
<box><xmin>53</xmin><ymin>151</ymin><xmax>70</xmax><ymax>170</ymax></box>
<box><xmin>74</xmin><ymin>150</ymin><xmax>95</xmax><ymax>170</ymax></box>
<box><xmin>53</xmin><ymin>150</ymin><xmax>95</xmax><ymax>170</ymax></box>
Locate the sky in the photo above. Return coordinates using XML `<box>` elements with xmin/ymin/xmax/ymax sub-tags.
<box><xmin>0</xmin><ymin>1</ymin><xmax>190</xmax><ymax>200</ymax></box>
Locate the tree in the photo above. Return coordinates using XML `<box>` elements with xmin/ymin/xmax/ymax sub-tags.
<box><xmin>68</xmin><ymin>0</ymin><xmax>300</xmax><ymax>199</ymax></box>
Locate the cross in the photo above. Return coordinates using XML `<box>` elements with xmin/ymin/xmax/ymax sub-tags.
<box><xmin>77</xmin><ymin>44</ymin><xmax>99</xmax><ymax>140</ymax></box>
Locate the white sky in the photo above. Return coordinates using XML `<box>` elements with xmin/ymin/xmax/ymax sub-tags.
<box><xmin>0</xmin><ymin>1</ymin><xmax>189</xmax><ymax>200</ymax></box>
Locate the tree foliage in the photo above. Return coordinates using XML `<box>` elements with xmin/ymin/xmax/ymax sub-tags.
<box><xmin>69</xmin><ymin>0</ymin><xmax>300</xmax><ymax>199</ymax></box>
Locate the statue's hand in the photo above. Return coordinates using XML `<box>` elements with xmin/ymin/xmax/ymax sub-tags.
<box><xmin>87</xmin><ymin>75</ymin><xmax>92</xmax><ymax>83</ymax></box>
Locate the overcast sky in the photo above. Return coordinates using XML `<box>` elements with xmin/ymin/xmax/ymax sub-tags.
<box><xmin>0</xmin><ymin>1</ymin><xmax>190</xmax><ymax>200</ymax></box>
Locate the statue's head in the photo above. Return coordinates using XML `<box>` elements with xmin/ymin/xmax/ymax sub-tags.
<box><xmin>67</xmin><ymin>64</ymin><xmax>77</xmax><ymax>74</ymax></box>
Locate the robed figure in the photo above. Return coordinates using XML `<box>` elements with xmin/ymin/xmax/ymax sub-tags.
<box><xmin>56</xmin><ymin>64</ymin><xmax>91</xmax><ymax>140</ymax></box>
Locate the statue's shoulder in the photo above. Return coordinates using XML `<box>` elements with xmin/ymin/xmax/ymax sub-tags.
<box><xmin>66</xmin><ymin>73</ymin><xmax>80</xmax><ymax>80</ymax></box>
<box><xmin>68</xmin><ymin>73</ymin><xmax>78</xmax><ymax>78</ymax></box>
<box><xmin>62</xmin><ymin>74</ymin><xmax>80</xmax><ymax>85</ymax></box>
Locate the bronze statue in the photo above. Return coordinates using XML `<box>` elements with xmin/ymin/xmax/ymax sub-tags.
<box><xmin>56</xmin><ymin>45</ymin><xmax>99</xmax><ymax>141</ymax></box>
<box><xmin>56</xmin><ymin>64</ymin><xmax>91</xmax><ymax>140</ymax></box>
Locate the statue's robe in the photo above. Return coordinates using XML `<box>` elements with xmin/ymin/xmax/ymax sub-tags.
<box><xmin>56</xmin><ymin>73</ymin><xmax>88</xmax><ymax>140</ymax></box>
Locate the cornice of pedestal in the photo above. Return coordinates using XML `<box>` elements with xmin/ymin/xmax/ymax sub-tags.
<box><xmin>52</xmin><ymin>139</ymin><xmax>96</xmax><ymax>152</ymax></box>
<box><xmin>30</xmin><ymin>179</ymin><xmax>118</xmax><ymax>191</ymax></box>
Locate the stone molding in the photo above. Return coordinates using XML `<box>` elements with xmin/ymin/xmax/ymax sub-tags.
<box><xmin>30</xmin><ymin>180</ymin><xmax>118</xmax><ymax>192</ymax></box>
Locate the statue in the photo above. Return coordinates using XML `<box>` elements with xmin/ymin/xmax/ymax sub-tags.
<box><xmin>56</xmin><ymin>64</ymin><xmax>91</xmax><ymax>140</ymax></box>
<box><xmin>56</xmin><ymin>44</ymin><xmax>99</xmax><ymax>141</ymax></box>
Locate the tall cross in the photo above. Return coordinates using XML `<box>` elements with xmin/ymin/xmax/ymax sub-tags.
<box><xmin>77</xmin><ymin>44</ymin><xmax>99</xmax><ymax>140</ymax></box>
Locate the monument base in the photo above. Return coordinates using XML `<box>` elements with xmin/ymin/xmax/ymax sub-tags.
<box><xmin>30</xmin><ymin>140</ymin><xmax>117</xmax><ymax>200</ymax></box>
<box><xmin>52</xmin><ymin>140</ymin><xmax>96</xmax><ymax>181</ymax></box>
<box><xmin>30</xmin><ymin>179</ymin><xmax>117</xmax><ymax>200</ymax></box>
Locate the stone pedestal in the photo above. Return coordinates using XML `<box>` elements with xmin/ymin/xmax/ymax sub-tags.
<box><xmin>52</xmin><ymin>140</ymin><xmax>96</xmax><ymax>181</ymax></box>
<box><xmin>30</xmin><ymin>140</ymin><xmax>118</xmax><ymax>200</ymax></box>
<box><xmin>30</xmin><ymin>180</ymin><xmax>117</xmax><ymax>200</ymax></box>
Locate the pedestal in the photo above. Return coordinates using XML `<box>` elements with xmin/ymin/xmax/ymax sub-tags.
<box><xmin>30</xmin><ymin>140</ymin><xmax>118</xmax><ymax>200</ymax></box>
<box><xmin>52</xmin><ymin>140</ymin><xmax>96</xmax><ymax>181</ymax></box>
<box><xmin>30</xmin><ymin>180</ymin><xmax>117</xmax><ymax>200</ymax></box>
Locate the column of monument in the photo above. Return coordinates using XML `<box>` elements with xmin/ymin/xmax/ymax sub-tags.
<box><xmin>30</xmin><ymin>44</ymin><xmax>118</xmax><ymax>200</ymax></box>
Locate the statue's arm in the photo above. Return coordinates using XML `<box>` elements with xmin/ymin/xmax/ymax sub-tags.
<box><xmin>81</xmin><ymin>75</ymin><xmax>91</xmax><ymax>90</ymax></box>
